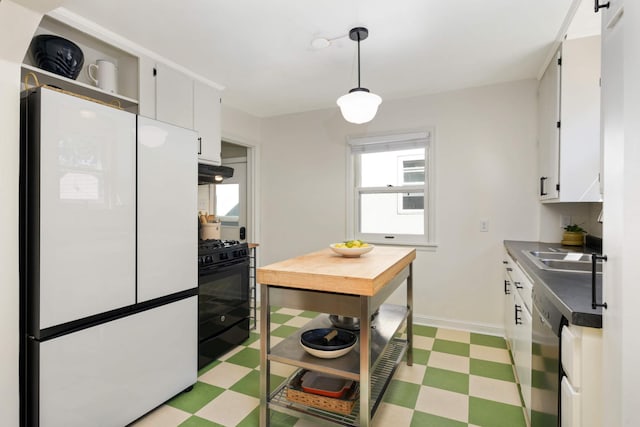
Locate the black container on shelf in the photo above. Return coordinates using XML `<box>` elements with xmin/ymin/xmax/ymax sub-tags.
<box><xmin>28</xmin><ymin>34</ymin><xmax>84</xmax><ymax>80</ymax></box>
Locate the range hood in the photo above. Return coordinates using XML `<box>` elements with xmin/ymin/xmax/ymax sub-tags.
<box><xmin>198</xmin><ymin>163</ymin><xmax>234</xmax><ymax>184</ymax></box>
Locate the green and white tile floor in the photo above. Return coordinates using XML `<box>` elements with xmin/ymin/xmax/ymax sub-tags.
<box><xmin>131</xmin><ymin>308</ymin><xmax>527</xmax><ymax>427</ymax></box>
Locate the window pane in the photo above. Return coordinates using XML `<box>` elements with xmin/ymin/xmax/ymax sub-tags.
<box><xmin>360</xmin><ymin>193</ymin><xmax>424</xmax><ymax>235</ymax></box>
<box><xmin>215</xmin><ymin>183</ymin><xmax>239</xmax><ymax>224</ymax></box>
<box><xmin>360</xmin><ymin>148</ymin><xmax>424</xmax><ymax>187</ymax></box>
<box><xmin>402</xmin><ymin>193</ymin><xmax>424</xmax><ymax>210</ymax></box>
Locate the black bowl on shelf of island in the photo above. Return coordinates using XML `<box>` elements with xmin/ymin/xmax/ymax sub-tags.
<box><xmin>300</xmin><ymin>328</ymin><xmax>357</xmax><ymax>359</ymax></box>
<box><xmin>29</xmin><ymin>34</ymin><xmax>84</xmax><ymax>80</ymax></box>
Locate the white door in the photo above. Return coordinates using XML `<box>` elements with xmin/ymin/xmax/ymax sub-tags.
<box><xmin>37</xmin><ymin>88</ymin><xmax>136</xmax><ymax>330</ymax></box>
<box><xmin>137</xmin><ymin>117</ymin><xmax>198</xmax><ymax>301</ymax></box>
<box><xmin>218</xmin><ymin>158</ymin><xmax>247</xmax><ymax>241</ymax></box>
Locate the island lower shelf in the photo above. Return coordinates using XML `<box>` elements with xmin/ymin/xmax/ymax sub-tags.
<box><xmin>268</xmin><ymin>304</ymin><xmax>409</xmax><ymax>381</ymax></box>
<box><xmin>269</xmin><ymin>338</ymin><xmax>407</xmax><ymax>426</ymax></box>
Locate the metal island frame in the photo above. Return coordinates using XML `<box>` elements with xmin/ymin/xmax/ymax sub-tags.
<box><xmin>257</xmin><ymin>246</ymin><xmax>416</xmax><ymax>426</ymax></box>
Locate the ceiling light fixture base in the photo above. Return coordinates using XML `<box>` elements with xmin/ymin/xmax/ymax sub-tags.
<box><xmin>349</xmin><ymin>27</ymin><xmax>369</xmax><ymax>42</ymax></box>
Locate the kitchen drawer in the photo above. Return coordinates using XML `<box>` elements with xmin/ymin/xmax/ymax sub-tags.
<box><xmin>504</xmin><ymin>252</ymin><xmax>533</xmax><ymax>311</ymax></box>
<box><xmin>561</xmin><ymin>376</ymin><xmax>581</xmax><ymax>427</ymax></box>
<box><xmin>561</xmin><ymin>324</ymin><xmax>581</xmax><ymax>388</ymax></box>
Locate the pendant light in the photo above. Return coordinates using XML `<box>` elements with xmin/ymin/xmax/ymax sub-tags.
<box><xmin>337</xmin><ymin>27</ymin><xmax>382</xmax><ymax>124</ymax></box>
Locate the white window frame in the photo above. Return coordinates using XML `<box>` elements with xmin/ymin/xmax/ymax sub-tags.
<box><xmin>346</xmin><ymin>130</ymin><xmax>436</xmax><ymax>247</ymax></box>
<box><xmin>396</xmin><ymin>154</ymin><xmax>425</xmax><ymax>215</ymax></box>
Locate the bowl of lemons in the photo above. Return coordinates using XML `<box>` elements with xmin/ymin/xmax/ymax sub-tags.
<box><xmin>329</xmin><ymin>240</ymin><xmax>374</xmax><ymax>257</ymax></box>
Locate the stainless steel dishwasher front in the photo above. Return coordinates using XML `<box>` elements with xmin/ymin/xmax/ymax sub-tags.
<box><xmin>531</xmin><ymin>289</ymin><xmax>566</xmax><ymax>427</ymax></box>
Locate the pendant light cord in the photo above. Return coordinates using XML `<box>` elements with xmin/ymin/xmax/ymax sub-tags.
<box><xmin>357</xmin><ymin>32</ymin><xmax>361</xmax><ymax>89</ymax></box>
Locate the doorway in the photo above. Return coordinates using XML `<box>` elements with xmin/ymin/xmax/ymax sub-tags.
<box><xmin>219</xmin><ymin>141</ymin><xmax>250</xmax><ymax>242</ymax></box>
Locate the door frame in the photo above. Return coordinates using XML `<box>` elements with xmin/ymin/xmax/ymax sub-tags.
<box><xmin>220</xmin><ymin>137</ymin><xmax>259</xmax><ymax>246</ymax></box>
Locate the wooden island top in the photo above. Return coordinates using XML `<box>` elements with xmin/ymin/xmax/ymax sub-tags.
<box><xmin>257</xmin><ymin>246</ymin><xmax>416</xmax><ymax>297</ymax></box>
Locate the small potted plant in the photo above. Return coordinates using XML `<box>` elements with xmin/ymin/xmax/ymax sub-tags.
<box><xmin>562</xmin><ymin>224</ymin><xmax>586</xmax><ymax>246</ymax></box>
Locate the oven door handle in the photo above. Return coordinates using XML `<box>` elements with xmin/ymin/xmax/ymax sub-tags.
<box><xmin>200</xmin><ymin>259</ymin><xmax>249</xmax><ymax>275</ymax></box>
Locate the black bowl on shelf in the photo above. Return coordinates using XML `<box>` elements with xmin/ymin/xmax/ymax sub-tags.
<box><xmin>300</xmin><ymin>328</ymin><xmax>357</xmax><ymax>351</ymax></box>
<box><xmin>28</xmin><ymin>34</ymin><xmax>84</xmax><ymax>80</ymax></box>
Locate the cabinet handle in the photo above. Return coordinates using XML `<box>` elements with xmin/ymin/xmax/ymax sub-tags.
<box><xmin>504</xmin><ymin>280</ymin><xmax>511</xmax><ymax>295</ymax></box>
<box><xmin>198</xmin><ymin>137</ymin><xmax>202</xmax><ymax>155</ymax></box>
<box><xmin>540</xmin><ymin>176</ymin><xmax>548</xmax><ymax>196</ymax></box>
<box><xmin>502</xmin><ymin>260</ymin><xmax>509</xmax><ymax>265</ymax></box>
<box><xmin>514</xmin><ymin>281</ymin><xmax>523</xmax><ymax>289</ymax></box>
<box><xmin>594</xmin><ymin>0</ymin><xmax>610</xmax><ymax>12</ymax></box>
<box><xmin>592</xmin><ymin>253</ymin><xmax>608</xmax><ymax>309</ymax></box>
<box><xmin>515</xmin><ymin>304</ymin><xmax>523</xmax><ymax>325</ymax></box>
<box><xmin>506</xmin><ymin>267</ymin><xmax>513</xmax><ymax>272</ymax></box>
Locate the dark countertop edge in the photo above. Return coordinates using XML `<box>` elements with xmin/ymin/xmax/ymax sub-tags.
<box><xmin>504</xmin><ymin>240</ymin><xmax>602</xmax><ymax>329</ymax></box>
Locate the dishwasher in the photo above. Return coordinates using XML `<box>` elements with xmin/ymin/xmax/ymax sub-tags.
<box><xmin>531</xmin><ymin>288</ymin><xmax>567</xmax><ymax>427</ymax></box>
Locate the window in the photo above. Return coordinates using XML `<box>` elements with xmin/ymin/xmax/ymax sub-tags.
<box><xmin>215</xmin><ymin>183</ymin><xmax>240</xmax><ymax>225</ymax></box>
<box><xmin>347</xmin><ymin>131</ymin><xmax>434</xmax><ymax>246</ymax></box>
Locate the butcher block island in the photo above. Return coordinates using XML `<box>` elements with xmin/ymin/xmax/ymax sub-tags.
<box><xmin>257</xmin><ymin>246</ymin><xmax>416</xmax><ymax>427</ymax></box>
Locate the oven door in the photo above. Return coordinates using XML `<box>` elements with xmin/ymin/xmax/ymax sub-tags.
<box><xmin>198</xmin><ymin>258</ymin><xmax>249</xmax><ymax>342</ymax></box>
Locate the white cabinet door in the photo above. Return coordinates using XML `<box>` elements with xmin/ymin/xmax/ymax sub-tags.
<box><xmin>503</xmin><ymin>263</ymin><xmax>515</xmax><ymax>348</ymax></box>
<box><xmin>155</xmin><ymin>63</ymin><xmax>194</xmax><ymax>129</ymax></box>
<box><xmin>37</xmin><ymin>297</ymin><xmax>197</xmax><ymax>427</ymax></box>
<box><xmin>537</xmin><ymin>48</ymin><xmax>561</xmax><ymax>200</ymax></box>
<box><xmin>137</xmin><ymin>117</ymin><xmax>198</xmax><ymax>301</ymax></box>
<box><xmin>559</xmin><ymin>36</ymin><xmax>602</xmax><ymax>202</ymax></box>
<box><xmin>38</xmin><ymin>88</ymin><xmax>136</xmax><ymax>329</ymax></box>
<box><xmin>514</xmin><ymin>290</ymin><xmax>532</xmax><ymax>419</ymax></box>
<box><xmin>194</xmin><ymin>80</ymin><xmax>222</xmax><ymax>165</ymax></box>
<box><xmin>537</xmin><ymin>35</ymin><xmax>602</xmax><ymax>202</ymax></box>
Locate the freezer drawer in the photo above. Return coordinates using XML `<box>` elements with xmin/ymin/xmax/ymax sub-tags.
<box><xmin>31</xmin><ymin>296</ymin><xmax>197</xmax><ymax>427</ymax></box>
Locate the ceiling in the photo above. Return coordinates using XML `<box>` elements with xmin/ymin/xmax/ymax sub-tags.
<box><xmin>56</xmin><ymin>0</ymin><xmax>591</xmax><ymax>118</ymax></box>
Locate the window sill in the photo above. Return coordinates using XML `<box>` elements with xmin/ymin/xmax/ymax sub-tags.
<box><xmin>367</xmin><ymin>240</ymin><xmax>438</xmax><ymax>251</ymax></box>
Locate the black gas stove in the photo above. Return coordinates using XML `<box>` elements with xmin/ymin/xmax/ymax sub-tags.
<box><xmin>197</xmin><ymin>239</ymin><xmax>250</xmax><ymax>368</ymax></box>
<box><xmin>198</xmin><ymin>239</ymin><xmax>249</xmax><ymax>267</ymax></box>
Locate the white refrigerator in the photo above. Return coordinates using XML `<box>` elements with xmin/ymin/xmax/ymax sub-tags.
<box><xmin>20</xmin><ymin>87</ymin><xmax>198</xmax><ymax>427</ymax></box>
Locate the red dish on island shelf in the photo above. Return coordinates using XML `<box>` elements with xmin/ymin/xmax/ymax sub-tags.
<box><xmin>300</xmin><ymin>371</ymin><xmax>354</xmax><ymax>399</ymax></box>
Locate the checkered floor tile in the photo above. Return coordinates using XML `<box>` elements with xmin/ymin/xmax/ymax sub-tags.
<box><xmin>131</xmin><ymin>308</ymin><xmax>527</xmax><ymax>427</ymax></box>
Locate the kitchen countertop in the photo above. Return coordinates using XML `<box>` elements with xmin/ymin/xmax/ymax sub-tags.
<box><xmin>504</xmin><ymin>240</ymin><xmax>603</xmax><ymax>328</ymax></box>
<box><xmin>256</xmin><ymin>246</ymin><xmax>416</xmax><ymax>296</ymax></box>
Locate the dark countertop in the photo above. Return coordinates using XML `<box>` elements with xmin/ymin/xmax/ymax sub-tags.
<box><xmin>504</xmin><ymin>240</ymin><xmax>603</xmax><ymax>328</ymax></box>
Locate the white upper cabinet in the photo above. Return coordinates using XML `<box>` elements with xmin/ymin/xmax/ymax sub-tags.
<box><xmin>155</xmin><ymin>62</ymin><xmax>195</xmax><ymax>129</ymax></box>
<box><xmin>559</xmin><ymin>35</ymin><xmax>602</xmax><ymax>202</ymax></box>
<box><xmin>537</xmin><ymin>48</ymin><xmax>561</xmax><ymax>200</ymax></box>
<box><xmin>153</xmin><ymin>64</ymin><xmax>222</xmax><ymax>164</ymax></box>
<box><xmin>537</xmin><ymin>35</ymin><xmax>602</xmax><ymax>202</ymax></box>
<box><xmin>194</xmin><ymin>80</ymin><xmax>222</xmax><ymax>165</ymax></box>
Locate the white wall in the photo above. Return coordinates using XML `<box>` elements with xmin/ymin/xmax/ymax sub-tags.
<box><xmin>259</xmin><ymin>79</ymin><xmax>540</xmax><ymax>333</ymax></box>
<box><xmin>538</xmin><ymin>202</ymin><xmax>603</xmax><ymax>241</ymax></box>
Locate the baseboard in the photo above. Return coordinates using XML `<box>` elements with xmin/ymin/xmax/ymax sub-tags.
<box><xmin>413</xmin><ymin>313</ymin><xmax>506</xmax><ymax>338</ymax></box>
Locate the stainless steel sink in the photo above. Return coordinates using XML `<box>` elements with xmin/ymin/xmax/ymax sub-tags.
<box><xmin>539</xmin><ymin>259</ymin><xmax>602</xmax><ymax>273</ymax></box>
<box><xmin>523</xmin><ymin>250</ymin><xmax>603</xmax><ymax>274</ymax></box>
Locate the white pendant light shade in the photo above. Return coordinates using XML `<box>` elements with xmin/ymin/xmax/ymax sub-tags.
<box><xmin>337</xmin><ymin>27</ymin><xmax>382</xmax><ymax>124</ymax></box>
<box><xmin>337</xmin><ymin>89</ymin><xmax>382</xmax><ymax>124</ymax></box>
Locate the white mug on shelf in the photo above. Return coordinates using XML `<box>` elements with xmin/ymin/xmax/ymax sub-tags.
<box><xmin>87</xmin><ymin>59</ymin><xmax>117</xmax><ymax>93</ymax></box>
